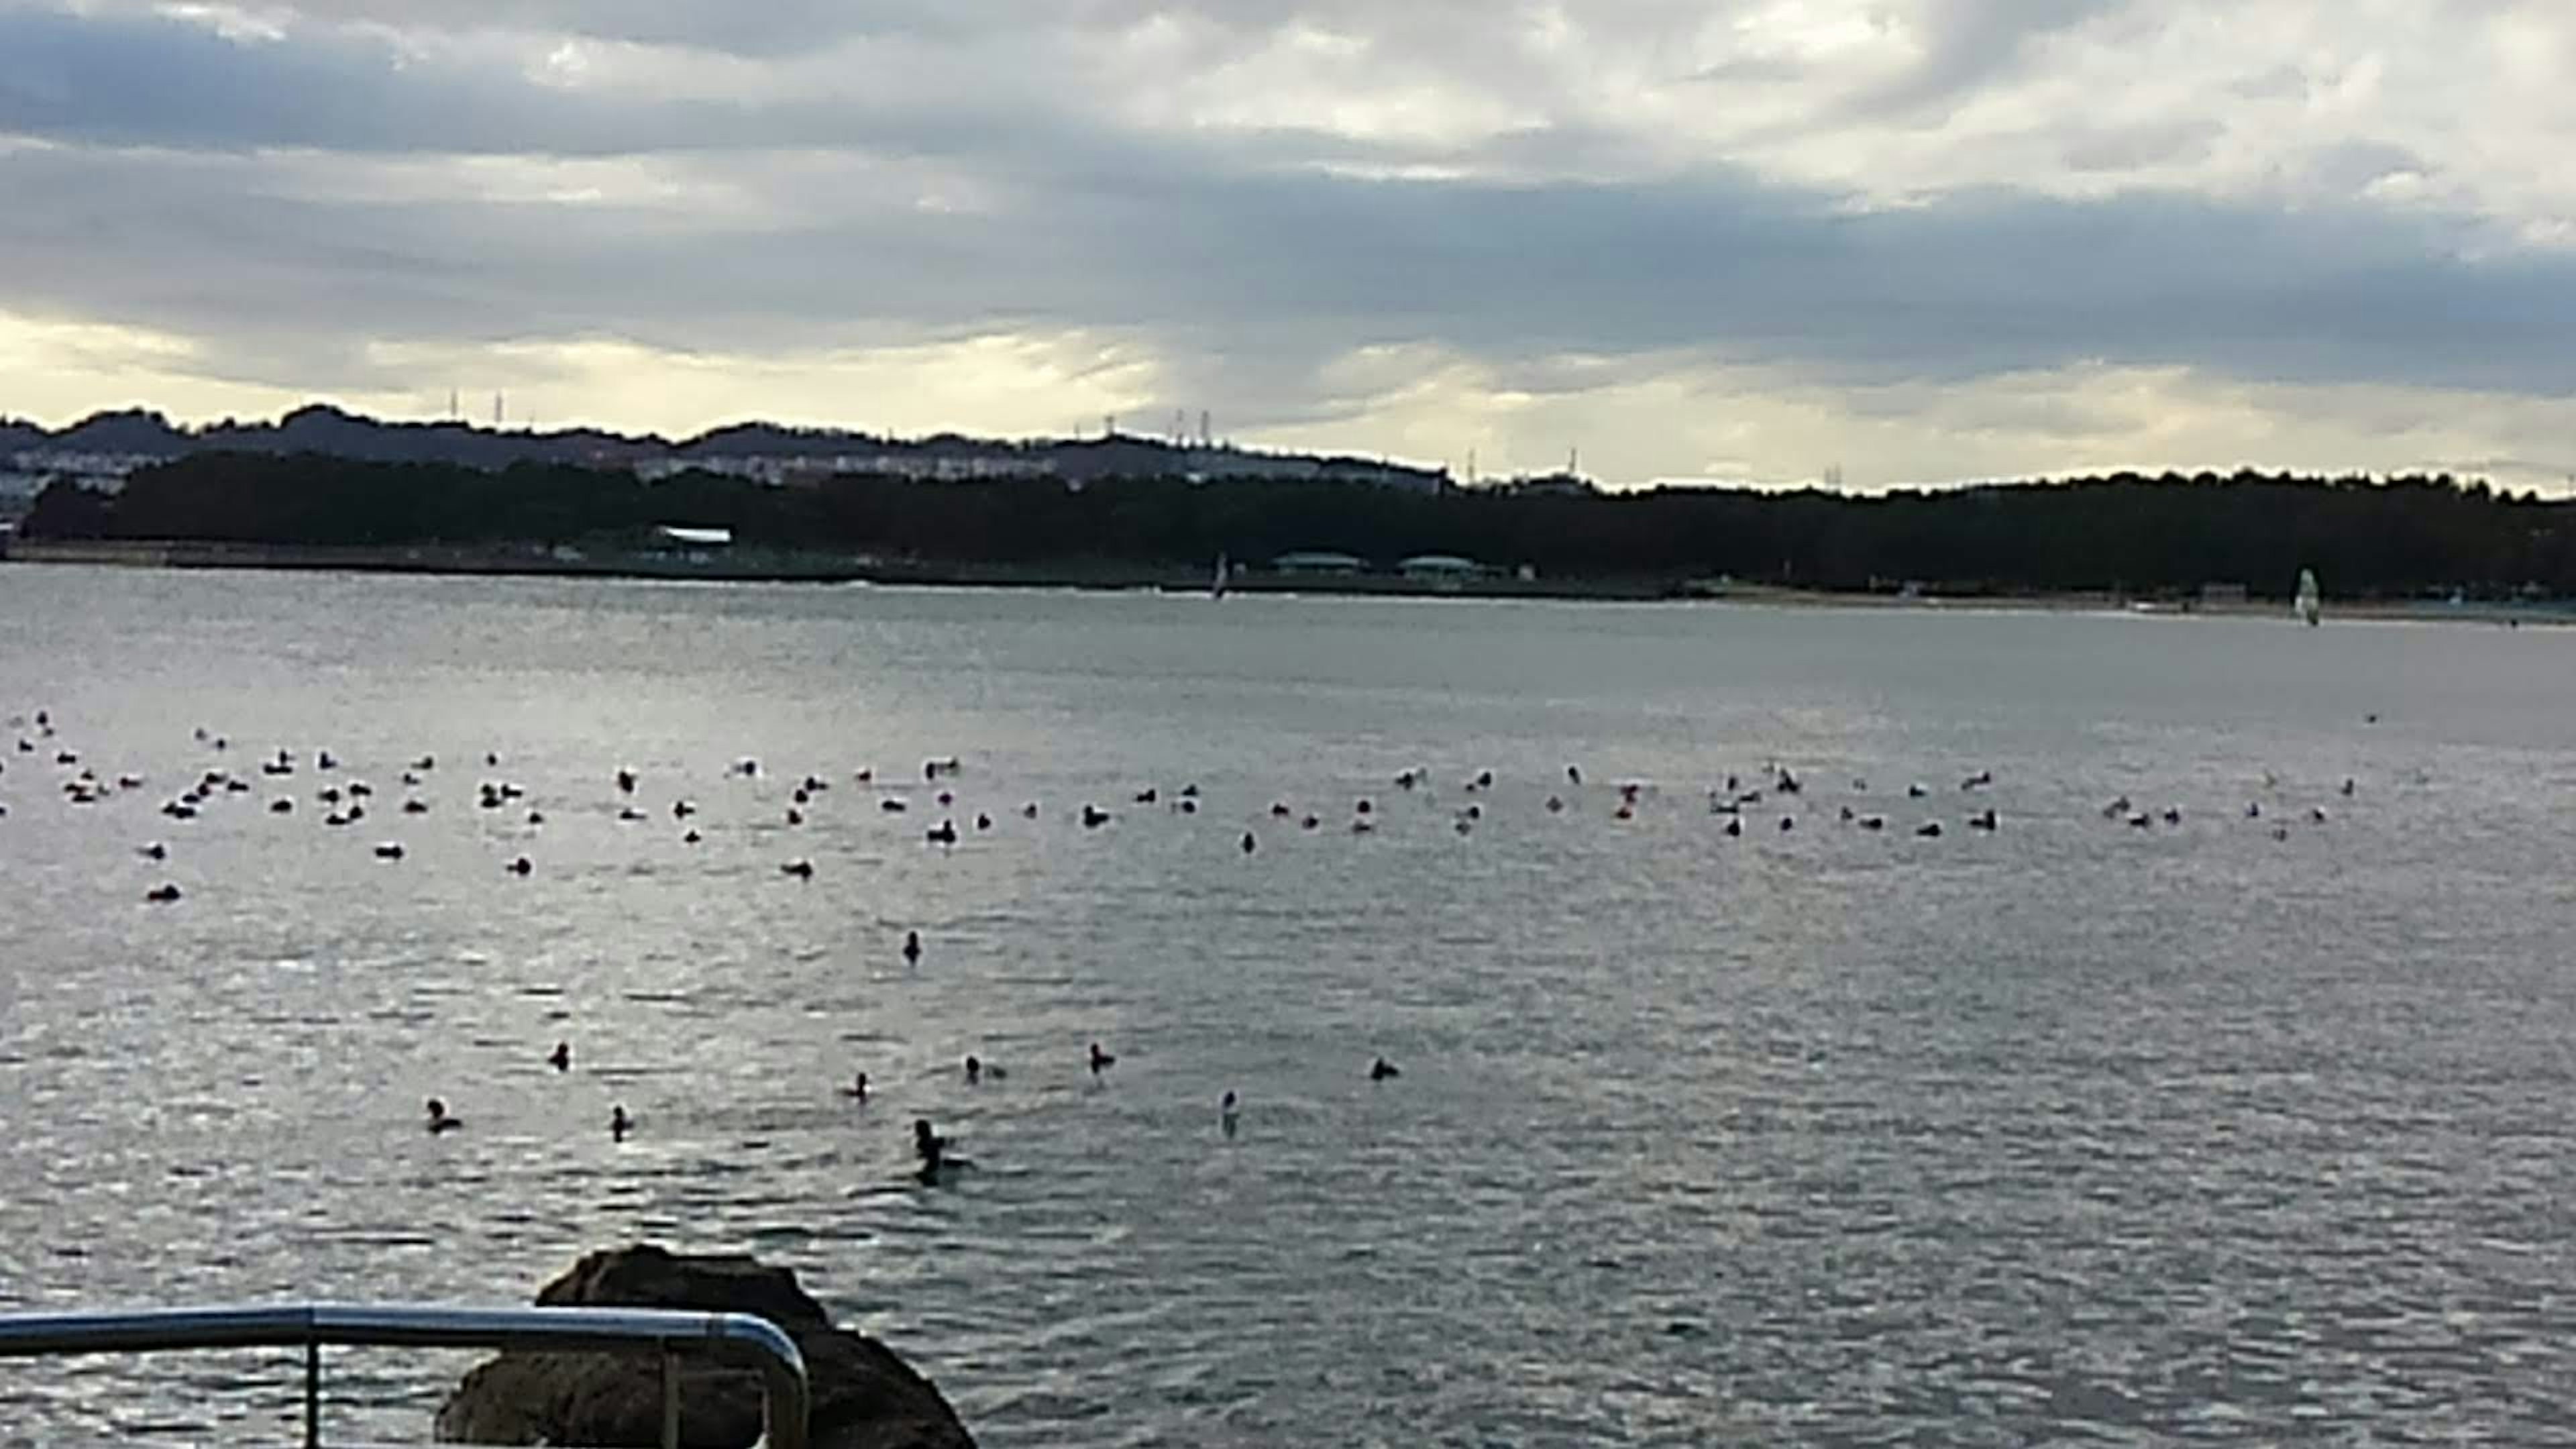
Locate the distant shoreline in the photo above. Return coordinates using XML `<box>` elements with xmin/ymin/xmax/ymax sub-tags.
<box><xmin>0</xmin><ymin>536</ymin><xmax>1674</xmax><ymax>600</ymax></box>
<box><xmin>4</xmin><ymin>537</ymin><xmax>2569</xmax><ymax>625</ymax></box>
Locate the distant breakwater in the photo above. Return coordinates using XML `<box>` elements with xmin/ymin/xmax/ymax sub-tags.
<box><xmin>0</xmin><ymin>537</ymin><xmax>1678</xmax><ymax>600</ymax></box>
<box><xmin>15</xmin><ymin>538</ymin><xmax>2572</xmax><ymax>623</ymax></box>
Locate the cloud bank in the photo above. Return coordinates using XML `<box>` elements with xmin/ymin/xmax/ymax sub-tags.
<box><xmin>2</xmin><ymin>0</ymin><xmax>2571</xmax><ymax>488</ymax></box>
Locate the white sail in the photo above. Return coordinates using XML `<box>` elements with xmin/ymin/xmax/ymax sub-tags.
<box><xmin>1212</xmin><ymin>552</ymin><xmax>1229</xmax><ymax>600</ymax></box>
<box><xmin>2295</xmin><ymin>568</ymin><xmax>2320</xmax><ymax>627</ymax></box>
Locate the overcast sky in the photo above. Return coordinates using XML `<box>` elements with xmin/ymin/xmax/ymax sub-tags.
<box><xmin>3</xmin><ymin>0</ymin><xmax>2572</xmax><ymax>489</ymax></box>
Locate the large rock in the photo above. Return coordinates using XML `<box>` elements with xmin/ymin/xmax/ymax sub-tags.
<box><xmin>433</xmin><ymin>1244</ymin><xmax>975</xmax><ymax>1449</ymax></box>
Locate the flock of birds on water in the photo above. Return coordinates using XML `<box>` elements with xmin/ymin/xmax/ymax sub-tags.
<box><xmin>5</xmin><ymin>702</ymin><xmax>2373</xmax><ymax>1185</ymax></box>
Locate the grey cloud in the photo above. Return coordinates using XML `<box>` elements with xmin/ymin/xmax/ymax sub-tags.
<box><xmin>2422</xmin><ymin>457</ymin><xmax>2576</xmax><ymax>487</ymax></box>
<box><xmin>2059</xmin><ymin>119</ymin><xmax>2221</xmax><ymax>173</ymax></box>
<box><xmin>0</xmin><ymin>7</ymin><xmax>991</xmax><ymax>156</ymax></box>
<box><xmin>27</xmin><ymin>0</ymin><xmax>1062</xmax><ymax>58</ymax></box>
<box><xmin>2228</xmin><ymin>64</ymin><xmax>2308</xmax><ymax>101</ymax></box>
<box><xmin>0</xmin><ymin>8</ymin><xmax>625</xmax><ymax>153</ymax></box>
<box><xmin>41</xmin><ymin>0</ymin><xmax>1586</xmax><ymax>63</ymax></box>
<box><xmin>2297</xmin><ymin>140</ymin><xmax>2434</xmax><ymax>194</ymax></box>
<box><xmin>0</xmin><ymin>5</ymin><xmax>1521</xmax><ymax>172</ymax></box>
<box><xmin>1680</xmin><ymin>54</ymin><xmax>1812</xmax><ymax>88</ymax></box>
<box><xmin>1087</xmin><ymin>167</ymin><xmax>2576</xmax><ymax>396</ymax></box>
<box><xmin>5</xmin><ymin>127</ymin><xmax>2573</xmax><ymax>423</ymax></box>
<box><xmin>3</xmin><ymin>1</ymin><xmax>2573</xmax><ymax>443</ymax></box>
<box><xmin>1843</xmin><ymin>0</ymin><xmax>2127</xmax><ymax>119</ymax></box>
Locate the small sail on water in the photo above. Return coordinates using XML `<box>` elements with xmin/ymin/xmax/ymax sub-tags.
<box><xmin>2295</xmin><ymin>568</ymin><xmax>2321</xmax><ymax>627</ymax></box>
<box><xmin>1212</xmin><ymin>552</ymin><xmax>1230</xmax><ymax>600</ymax></box>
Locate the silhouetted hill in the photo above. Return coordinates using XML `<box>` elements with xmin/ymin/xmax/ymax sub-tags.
<box><xmin>49</xmin><ymin>408</ymin><xmax>189</xmax><ymax>454</ymax></box>
<box><xmin>678</xmin><ymin>422</ymin><xmax>892</xmax><ymax>458</ymax></box>
<box><xmin>189</xmin><ymin>405</ymin><xmax>664</xmax><ymax>469</ymax></box>
<box><xmin>1052</xmin><ymin>435</ymin><xmax>1197</xmax><ymax>480</ymax></box>
<box><xmin>0</xmin><ymin>404</ymin><xmax>1445</xmax><ymax>488</ymax></box>
<box><xmin>3</xmin><ymin>404</ymin><xmax>798</xmax><ymax>466</ymax></box>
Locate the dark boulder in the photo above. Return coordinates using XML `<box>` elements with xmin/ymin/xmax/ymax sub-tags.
<box><xmin>433</xmin><ymin>1244</ymin><xmax>975</xmax><ymax>1449</ymax></box>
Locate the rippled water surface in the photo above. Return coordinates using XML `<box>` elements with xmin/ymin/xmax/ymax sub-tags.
<box><xmin>5</xmin><ymin>566</ymin><xmax>2576</xmax><ymax>1446</ymax></box>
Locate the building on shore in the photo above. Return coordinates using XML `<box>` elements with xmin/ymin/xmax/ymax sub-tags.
<box><xmin>1271</xmin><ymin>551</ymin><xmax>1368</xmax><ymax>576</ymax></box>
<box><xmin>636</xmin><ymin>453</ymin><xmax>1058</xmax><ymax>486</ymax></box>
<box><xmin>1487</xmin><ymin>472</ymin><xmax>1598</xmax><ymax>498</ymax></box>
<box><xmin>1399</xmin><ymin>553</ymin><xmax>1487</xmax><ymax>582</ymax></box>
<box><xmin>651</xmin><ymin>525</ymin><xmax>734</xmax><ymax>564</ymax></box>
<box><xmin>5</xmin><ymin>450</ymin><xmax>160</xmax><ymax>492</ymax></box>
<box><xmin>635</xmin><ymin>438</ymin><xmax>1447</xmax><ymax>492</ymax></box>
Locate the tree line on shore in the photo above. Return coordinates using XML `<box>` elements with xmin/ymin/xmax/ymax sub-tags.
<box><xmin>18</xmin><ymin>453</ymin><xmax>2576</xmax><ymax>597</ymax></box>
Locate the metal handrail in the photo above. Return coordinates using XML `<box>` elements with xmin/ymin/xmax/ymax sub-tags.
<box><xmin>0</xmin><ymin>1302</ymin><xmax>810</xmax><ymax>1449</ymax></box>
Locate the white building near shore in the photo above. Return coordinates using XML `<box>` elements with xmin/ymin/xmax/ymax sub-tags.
<box><xmin>635</xmin><ymin>454</ymin><xmax>1059</xmax><ymax>486</ymax></box>
<box><xmin>5</xmin><ymin>450</ymin><xmax>164</xmax><ymax>492</ymax></box>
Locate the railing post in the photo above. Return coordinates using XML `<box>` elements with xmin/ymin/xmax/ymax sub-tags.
<box><xmin>303</xmin><ymin>1336</ymin><xmax>320</xmax><ymax>1449</ymax></box>
<box><xmin>660</xmin><ymin>1344</ymin><xmax>681</xmax><ymax>1449</ymax></box>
